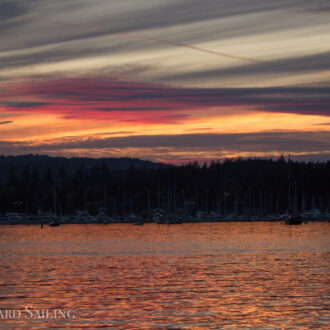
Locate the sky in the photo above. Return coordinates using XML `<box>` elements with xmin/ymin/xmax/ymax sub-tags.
<box><xmin>0</xmin><ymin>0</ymin><xmax>329</xmax><ymax>163</ymax></box>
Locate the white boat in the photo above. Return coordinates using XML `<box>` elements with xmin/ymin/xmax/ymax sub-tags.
<box><xmin>95</xmin><ymin>208</ymin><xmax>109</xmax><ymax>223</ymax></box>
<box><xmin>153</xmin><ymin>209</ymin><xmax>165</xmax><ymax>224</ymax></box>
<box><xmin>126</xmin><ymin>213</ymin><xmax>142</xmax><ymax>223</ymax></box>
<box><xmin>5</xmin><ymin>213</ymin><xmax>23</xmax><ymax>224</ymax></box>
<box><xmin>73</xmin><ymin>211</ymin><xmax>97</xmax><ymax>223</ymax></box>
<box><xmin>303</xmin><ymin>208</ymin><xmax>322</xmax><ymax>220</ymax></box>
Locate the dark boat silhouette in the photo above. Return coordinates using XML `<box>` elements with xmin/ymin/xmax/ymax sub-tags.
<box><xmin>284</xmin><ymin>212</ymin><xmax>303</xmax><ymax>225</ymax></box>
<box><xmin>49</xmin><ymin>219</ymin><xmax>60</xmax><ymax>227</ymax></box>
<box><xmin>134</xmin><ymin>219</ymin><xmax>144</xmax><ymax>225</ymax></box>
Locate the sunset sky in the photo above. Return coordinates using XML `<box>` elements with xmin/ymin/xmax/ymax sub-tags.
<box><xmin>0</xmin><ymin>0</ymin><xmax>329</xmax><ymax>162</ymax></box>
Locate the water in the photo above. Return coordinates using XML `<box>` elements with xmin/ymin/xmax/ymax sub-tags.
<box><xmin>0</xmin><ymin>223</ymin><xmax>329</xmax><ymax>329</ymax></box>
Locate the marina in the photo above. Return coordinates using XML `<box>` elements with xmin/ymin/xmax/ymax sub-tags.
<box><xmin>1</xmin><ymin>0</ymin><xmax>329</xmax><ymax>327</ymax></box>
<box><xmin>0</xmin><ymin>208</ymin><xmax>329</xmax><ymax>225</ymax></box>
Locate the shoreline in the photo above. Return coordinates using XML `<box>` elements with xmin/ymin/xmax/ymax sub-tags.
<box><xmin>0</xmin><ymin>218</ymin><xmax>328</xmax><ymax>225</ymax></box>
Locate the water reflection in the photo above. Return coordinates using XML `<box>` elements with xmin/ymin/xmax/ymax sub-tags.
<box><xmin>0</xmin><ymin>223</ymin><xmax>329</xmax><ymax>328</ymax></box>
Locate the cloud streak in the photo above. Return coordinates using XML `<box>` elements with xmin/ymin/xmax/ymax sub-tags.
<box><xmin>167</xmin><ymin>52</ymin><xmax>330</xmax><ymax>82</ymax></box>
<box><xmin>1</xmin><ymin>0</ymin><xmax>312</xmax><ymax>48</ymax></box>
<box><xmin>0</xmin><ymin>1</ymin><xmax>329</xmax><ymax>161</ymax></box>
<box><xmin>0</xmin><ymin>131</ymin><xmax>329</xmax><ymax>161</ymax></box>
<box><xmin>1</xmin><ymin>77</ymin><xmax>329</xmax><ymax>121</ymax></box>
<box><xmin>0</xmin><ymin>121</ymin><xmax>13</xmax><ymax>125</ymax></box>
<box><xmin>37</xmin><ymin>18</ymin><xmax>262</xmax><ymax>64</ymax></box>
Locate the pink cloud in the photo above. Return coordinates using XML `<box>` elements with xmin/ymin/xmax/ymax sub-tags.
<box><xmin>1</xmin><ymin>76</ymin><xmax>329</xmax><ymax>124</ymax></box>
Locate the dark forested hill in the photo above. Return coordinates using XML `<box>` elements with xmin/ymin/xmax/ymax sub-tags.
<box><xmin>0</xmin><ymin>154</ymin><xmax>163</xmax><ymax>182</ymax></box>
<box><xmin>0</xmin><ymin>155</ymin><xmax>329</xmax><ymax>216</ymax></box>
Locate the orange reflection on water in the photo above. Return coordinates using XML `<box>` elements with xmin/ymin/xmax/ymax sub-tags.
<box><xmin>0</xmin><ymin>223</ymin><xmax>329</xmax><ymax>328</ymax></box>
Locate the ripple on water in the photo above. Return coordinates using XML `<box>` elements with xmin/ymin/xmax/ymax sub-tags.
<box><xmin>0</xmin><ymin>222</ymin><xmax>329</xmax><ymax>328</ymax></box>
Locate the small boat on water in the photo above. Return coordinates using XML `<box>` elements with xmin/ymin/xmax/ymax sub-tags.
<box><xmin>5</xmin><ymin>213</ymin><xmax>23</xmax><ymax>224</ymax></box>
<box><xmin>153</xmin><ymin>209</ymin><xmax>164</xmax><ymax>224</ymax></box>
<box><xmin>284</xmin><ymin>213</ymin><xmax>303</xmax><ymax>225</ymax></box>
<box><xmin>126</xmin><ymin>213</ymin><xmax>143</xmax><ymax>225</ymax></box>
<box><xmin>72</xmin><ymin>211</ymin><xmax>97</xmax><ymax>223</ymax></box>
<box><xmin>49</xmin><ymin>219</ymin><xmax>60</xmax><ymax>227</ymax></box>
<box><xmin>95</xmin><ymin>208</ymin><xmax>109</xmax><ymax>223</ymax></box>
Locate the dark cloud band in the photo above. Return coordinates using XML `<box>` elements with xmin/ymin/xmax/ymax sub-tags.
<box><xmin>2</xmin><ymin>77</ymin><xmax>329</xmax><ymax>118</ymax></box>
<box><xmin>0</xmin><ymin>121</ymin><xmax>13</xmax><ymax>125</ymax></box>
<box><xmin>0</xmin><ymin>131</ymin><xmax>329</xmax><ymax>156</ymax></box>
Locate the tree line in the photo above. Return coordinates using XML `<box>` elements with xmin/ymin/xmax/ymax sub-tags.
<box><xmin>0</xmin><ymin>155</ymin><xmax>329</xmax><ymax>216</ymax></box>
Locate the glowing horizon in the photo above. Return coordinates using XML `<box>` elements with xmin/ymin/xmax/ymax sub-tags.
<box><xmin>0</xmin><ymin>0</ymin><xmax>329</xmax><ymax>162</ymax></box>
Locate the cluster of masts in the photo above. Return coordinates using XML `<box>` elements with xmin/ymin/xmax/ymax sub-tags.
<box><xmin>1</xmin><ymin>159</ymin><xmax>329</xmax><ymax>226</ymax></box>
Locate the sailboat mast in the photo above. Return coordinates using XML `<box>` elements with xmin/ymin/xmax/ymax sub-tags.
<box><xmin>104</xmin><ymin>184</ymin><xmax>107</xmax><ymax>211</ymax></box>
<box><xmin>53</xmin><ymin>187</ymin><xmax>57</xmax><ymax>219</ymax></box>
<box><xmin>288</xmin><ymin>157</ymin><xmax>292</xmax><ymax>212</ymax></box>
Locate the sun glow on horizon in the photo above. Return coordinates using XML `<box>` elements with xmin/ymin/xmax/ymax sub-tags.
<box><xmin>0</xmin><ymin>0</ymin><xmax>329</xmax><ymax>161</ymax></box>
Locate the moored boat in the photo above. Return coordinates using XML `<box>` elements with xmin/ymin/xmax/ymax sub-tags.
<box><xmin>284</xmin><ymin>213</ymin><xmax>303</xmax><ymax>225</ymax></box>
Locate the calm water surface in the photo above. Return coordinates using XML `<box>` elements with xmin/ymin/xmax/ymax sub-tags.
<box><xmin>0</xmin><ymin>223</ymin><xmax>329</xmax><ymax>329</ymax></box>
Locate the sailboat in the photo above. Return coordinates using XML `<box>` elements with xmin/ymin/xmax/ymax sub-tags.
<box><xmin>284</xmin><ymin>212</ymin><xmax>303</xmax><ymax>225</ymax></box>
<box><xmin>49</xmin><ymin>188</ymin><xmax>60</xmax><ymax>227</ymax></box>
<box><xmin>95</xmin><ymin>185</ymin><xmax>110</xmax><ymax>223</ymax></box>
<box><xmin>284</xmin><ymin>159</ymin><xmax>303</xmax><ymax>225</ymax></box>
